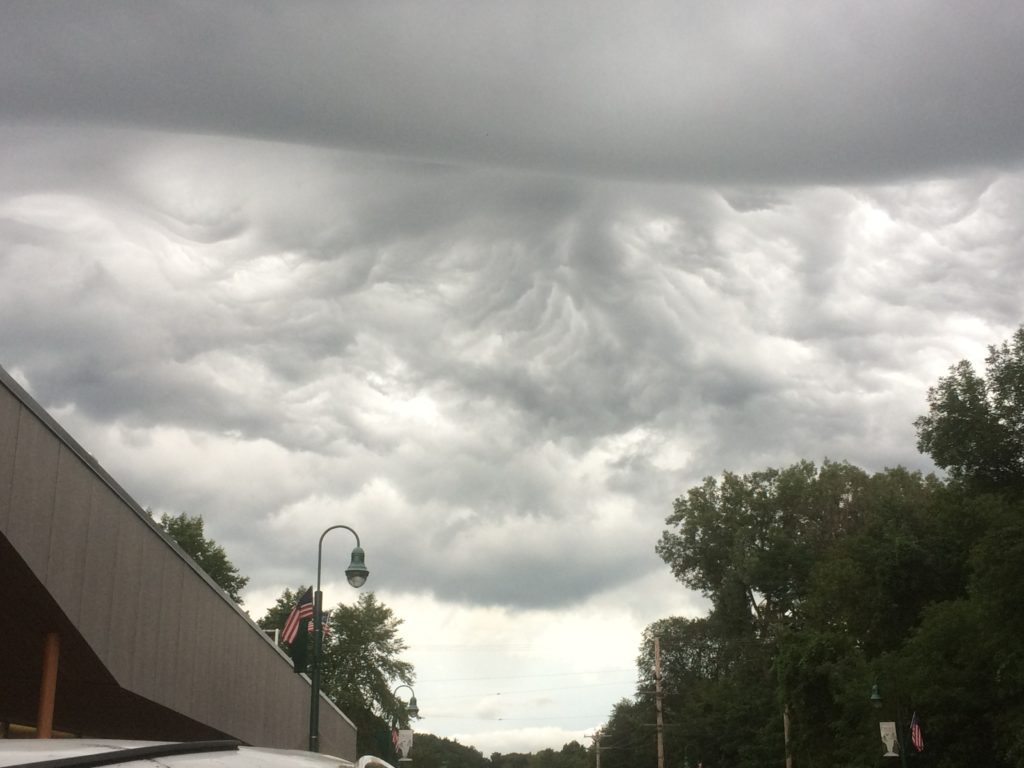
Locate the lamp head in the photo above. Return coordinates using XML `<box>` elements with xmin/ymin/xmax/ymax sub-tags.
<box><xmin>407</xmin><ymin>695</ymin><xmax>419</xmax><ymax>719</ymax></box>
<box><xmin>870</xmin><ymin>684</ymin><xmax>883</xmax><ymax>709</ymax></box>
<box><xmin>345</xmin><ymin>546</ymin><xmax>369</xmax><ymax>588</ymax></box>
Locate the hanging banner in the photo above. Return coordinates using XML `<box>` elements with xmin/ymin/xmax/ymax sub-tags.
<box><xmin>880</xmin><ymin>722</ymin><xmax>899</xmax><ymax>757</ymax></box>
<box><xmin>396</xmin><ymin>729</ymin><xmax>414</xmax><ymax>758</ymax></box>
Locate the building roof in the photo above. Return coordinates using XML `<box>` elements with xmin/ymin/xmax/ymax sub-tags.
<box><xmin>0</xmin><ymin>365</ymin><xmax>356</xmax><ymax>758</ymax></box>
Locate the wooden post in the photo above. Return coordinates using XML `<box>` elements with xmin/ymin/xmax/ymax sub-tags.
<box><xmin>783</xmin><ymin>703</ymin><xmax>793</xmax><ymax>768</ymax></box>
<box><xmin>655</xmin><ymin>636</ymin><xmax>665</xmax><ymax>768</ymax></box>
<box><xmin>36</xmin><ymin>632</ymin><xmax>60</xmax><ymax>738</ymax></box>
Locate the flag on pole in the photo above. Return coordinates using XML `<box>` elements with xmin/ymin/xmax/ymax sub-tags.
<box><xmin>910</xmin><ymin>712</ymin><xmax>924</xmax><ymax>752</ymax></box>
<box><xmin>309</xmin><ymin>610</ymin><xmax>331</xmax><ymax>637</ymax></box>
<box><xmin>282</xmin><ymin>587</ymin><xmax>313</xmax><ymax>674</ymax></box>
<box><xmin>306</xmin><ymin>619</ymin><xmax>332</xmax><ymax>636</ymax></box>
<box><xmin>282</xmin><ymin>587</ymin><xmax>313</xmax><ymax>644</ymax></box>
<box><xmin>291</xmin><ymin>615</ymin><xmax>310</xmax><ymax>674</ymax></box>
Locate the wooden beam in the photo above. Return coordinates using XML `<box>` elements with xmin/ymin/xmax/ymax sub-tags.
<box><xmin>36</xmin><ymin>632</ymin><xmax>60</xmax><ymax>738</ymax></box>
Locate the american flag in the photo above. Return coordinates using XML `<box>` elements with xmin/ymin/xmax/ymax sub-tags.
<box><xmin>910</xmin><ymin>712</ymin><xmax>924</xmax><ymax>752</ymax></box>
<box><xmin>282</xmin><ymin>587</ymin><xmax>313</xmax><ymax>644</ymax></box>
<box><xmin>308</xmin><ymin>610</ymin><xmax>331</xmax><ymax>636</ymax></box>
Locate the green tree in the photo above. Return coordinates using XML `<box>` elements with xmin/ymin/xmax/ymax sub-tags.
<box><xmin>257</xmin><ymin>586</ymin><xmax>308</xmax><ymax>636</ymax></box>
<box><xmin>915</xmin><ymin>325</ymin><xmax>1024</xmax><ymax>493</ymax></box>
<box><xmin>887</xmin><ymin>490</ymin><xmax>1024</xmax><ymax>768</ymax></box>
<box><xmin>157</xmin><ymin>511</ymin><xmax>249</xmax><ymax>603</ymax></box>
<box><xmin>257</xmin><ymin>586</ymin><xmax>312</xmax><ymax>671</ymax></box>
<box><xmin>552</xmin><ymin>741</ymin><xmax>589</xmax><ymax>768</ymax></box>
<box><xmin>896</xmin><ymin>327</ymin><xmax>1024</xmax><ymax>766</ymax></box>
<box><xmin>412</xmin><ymin>733</ymin><xmax>490</xmax><ymax>768</ymax></box>
<box><xmin>261</xmin><ymin>589</ymin><xmax>416</xmax><ymax>757</ymax></box>
<box><xmin>968</xmin><ymin>493</ymin><xmax>1024</xmax><ymax>766</ymax></box>
<box><xmin>656</xmin><ymin>460</ymin><xmax>875</xmax><ymax>639</ymax></box>
<box><xmin>653</xmin><ymin>462</ymin><xmax>985</xmax><ymax>767</ymax></box>
<box><xmin>802</xmin><ymin>467</ymin><xmax>971</xmax><ymax>656</ymax></box>
<box><xmin>491</xmin><ymin>752</ymin><xmax>530</xmax><ymax>768</ymax></box>
<box><xmin>638</xmin><ymin>617</ymin><xmax>783</xmax><ymax>768</ymax></box>
<box><xmin>654</xmin><ymin>461</ymin><xmax>874</xmax><ymax>767</ymax></box>
<box><xmin>599</xmin><ymin>698</ymin><xmax>658</xmax><ymax>768</ymax></box>
<box><xmin>321</xmin><ymin>592</ymin><xmax>415</xmax><ymax>720</ymax></box>
<box><xmin>772</xmin><ymin>627</ymin><xmax>876</xmax><ymax>768</ymax></box>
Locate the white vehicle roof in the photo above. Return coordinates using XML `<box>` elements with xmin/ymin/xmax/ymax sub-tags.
<box><xmin>0</xmin><ymin>740</ymin><xmax>360</xmax><ymax>768</ymax></box>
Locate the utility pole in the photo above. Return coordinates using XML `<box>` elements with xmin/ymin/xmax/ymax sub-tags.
<box><xmin>586</xmin><ymin>729</ymin><xmax>603</xmax><ymax>768</ymax></box>
<box><xmin>655</xmin><ymin>636</ymin><xmax>665</xmax><ymax>768</ymax></box>
<box><xmin>783</xmin><ymin>704</ymin><xmax>793</xmax><ymax>768</ymax></box>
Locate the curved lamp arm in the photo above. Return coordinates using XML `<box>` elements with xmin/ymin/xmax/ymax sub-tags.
<box><xmin>393</xmin><ymin>684</ymin><xmax>420</xmax><ymax>720</ymax></box>
<box><xmin>317</xmin><ymin>524</ymin><xmax>369</xmax><ymax>590</ymax></box>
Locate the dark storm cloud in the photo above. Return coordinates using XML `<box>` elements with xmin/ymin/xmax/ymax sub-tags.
<box><xmin>3</xmin><ymin>2</ymin><xmax>1024</xmax><ymax>183</ymax></box>
<box><xmin>5</xmin><ymin>130</ymin><xmax>1018</xmax><ymax>480</ymax></box>
<box><xmin>2</xmin><ymin>123</ymin><xmax>1022</xmax><ymax>618</ymax></box>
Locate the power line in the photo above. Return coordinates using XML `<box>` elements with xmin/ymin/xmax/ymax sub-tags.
<box><xmin>411</xmin><ymin>643</ymin><xmax>538</xmax><ymax>650</ymax></box>
<box><xmin>426</xmin><ymin>680</ymin><xmax>636</xmax><ymax>702</ymax></box>
<box><xmin>419</xmin><ymin>668</ymin><xmax>635</xmax><ymax>683</ymax></box>
<box><xmin>425</xmin><ymin>714</ymin><xmax>610</xmax><ymax>722</ymax></box>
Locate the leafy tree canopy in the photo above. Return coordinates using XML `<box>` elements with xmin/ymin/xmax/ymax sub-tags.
<box><xmin>413</xmin><ymin>733</ymin><xmax>490</xmax><ymax>768</ymax></box>
<box><xmin>597</xmin><ymin>698</ymin><xmax>656</xmax><ymax>768</ymax></box>
<box><xmin>650</xmin><ymin>458</ymin><xmax>1008</xmax><ymax>767</ymax></box>
<box><xmin>260</xmin><ymin>589</ymin><xmax>415</xmax><ymax>757</ymax></box>
<box><xmin>156</xmin><ymin>511</ymin><xmax>249</xmax><ymax>603</ymax></box>
<box><xmin>257</xmin><ymin>586</ymin><xmax>307</xmax><ymax>635</ymax></box>
<box><xmin>320</xmin><ymin>591</ymin><xmax>415</xmax><ymax>722</ymax></box>
<box><xmin>915</xmin><ymin>325</ymin><xmax>1024</xmax><ymax>493</ymax></box>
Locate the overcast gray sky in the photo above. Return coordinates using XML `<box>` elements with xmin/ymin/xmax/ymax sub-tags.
<box><xmin>2</xmin><ymin>1</ymin><xmax>1023</xmax><ymax>755</ymax></box>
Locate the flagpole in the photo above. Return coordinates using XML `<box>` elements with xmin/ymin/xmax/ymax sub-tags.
<box><xmin>309</xmin><ymin>524</ymin><xmax>369</xmax><ymax>753</ymax></box>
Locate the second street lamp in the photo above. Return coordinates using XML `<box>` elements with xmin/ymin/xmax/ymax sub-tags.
<box><xmin>393</xmin><ymin>683</ymin><xmax>419</xmax><ymax>720</ymax></box>
<box><xmin>392</xmin><ymin>684</ymin><xmax>420</xmax><ymax>764</ymax></box>
<box><xmin>871</xmin><ymin>684</ymin><xmax>914</xmax><ymax>768</ymax></box>
<box><xmin>309</xmin><ymin>524</ymin><xmax>369</xmax><ymax>753</ymax></box>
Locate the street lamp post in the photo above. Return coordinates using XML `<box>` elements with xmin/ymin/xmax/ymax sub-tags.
<box><xmin>309</xmin><ymin>525</ymin><xmax>369</xmax><ymax>753</ymax></box>
<box><xmin>871</xmin><ymin>684</ymin><xmax>909</xmax><ymax>768</ymax></box>
<box><xmin>392</xmin><ymin>684</ymin><xmax>420</xmax><ymax>764</ymax></box>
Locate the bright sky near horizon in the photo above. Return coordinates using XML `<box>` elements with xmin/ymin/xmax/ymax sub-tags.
<box><xmin>2</xmin><ymin>1</ymin><xmax>1023</xmax><ymax>755</ymax></box>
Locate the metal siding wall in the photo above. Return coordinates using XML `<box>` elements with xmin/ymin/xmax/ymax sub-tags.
<box><xmin>172</xmin><ymin>574</ymin><xmax>203</xmax><ymax>713</ymax></box>
<box><xmin>0</xmin><ymin>387</ymin><xmax>19</xmax><ymax>532</ymax></box>
<box><xmin>225</xmin><ymin>615</ymin><xmax>250</xmax><ymax>726</ymax></box>
<box><xmin>7</xmin><ymin>408</ymin><xmax>59</xmax><ymax>583</ymax></box>
<box><xmin>319</xmin><ymin>698</ymin><xmax>359</xmax><ymax>758</ymax></box>
<box><xmin>130</xmin><ymin>530</ymin><xmax>164</xmax><ymax>695</ymax></box>
<box><xmin>46</xmin><ymin>447</ymin><xmax>95</xmax><ymax>626</ymax></box>
<box><xmin>108</xmin><ymin>501</ymin><xmax>144</xmax><ymax>683</ymax></box>
<box><xmin>155</xmin><ymin>553</ymin><xmax>185</xmax><ymax>702</ymax></box>
<box><xmin>194</xmin><ymin>583</ymin><xmax>223</xmax><ymax>720</ymax></box>
<box><xmin>76</xmin><ymin>481</ymin><xmax>121</xmax><ymax>663</ymax></box>
<box><xmin>208</xmin><ymin>598</ymin><xmax>230</xmax><ymax>718</ymax></box>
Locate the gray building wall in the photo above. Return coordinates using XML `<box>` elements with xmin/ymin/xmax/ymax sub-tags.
<box><xmin>0</xmin><ymin>366</ymin><xmax>357</xmax><ymax>759</ymax></box>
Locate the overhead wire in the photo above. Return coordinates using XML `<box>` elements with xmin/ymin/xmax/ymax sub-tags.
<box><xmin>417</xmin><ymin>667</ymin><xmax>635</xmax><ymax>683</ymax></box>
